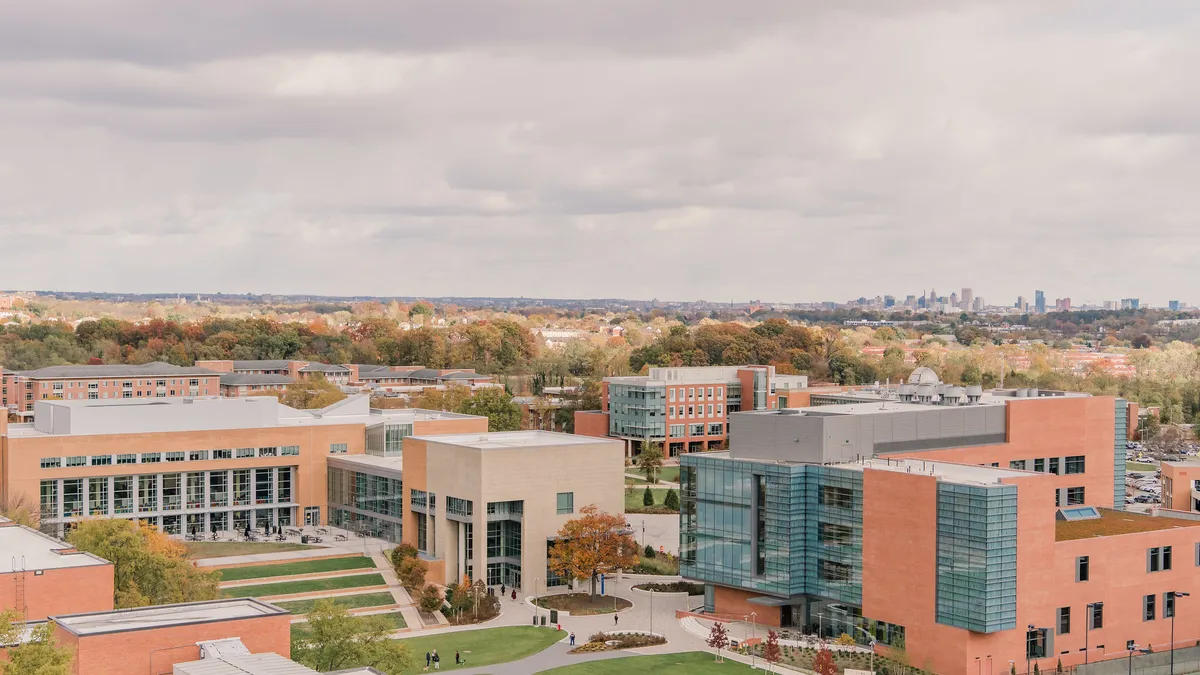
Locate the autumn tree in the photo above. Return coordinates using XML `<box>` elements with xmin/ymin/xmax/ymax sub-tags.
<box><xmin>636</xmin><ymin>441</ymin><xmax>664</xmax><ymax>484</ymax></box>
<box><xmin>812</xmin><ymin>646</ymin><xmax>838</xmax><ymax>675</ymax></box>
<box><xmin>0</xmin><ymin>609</ymin><xmax>74</xmax><ymax>675</ymax></box>
<box><xmin>707</xmin><ymin>622</ymin><xmax>729</xmax><ymax>662</ymax></box>
<box><xmin>0</xmin><ymin>491</ymin><xmax>39</xmax><ymax>528</ymax></box>
<box><xmin>418</xmin><ymin>584</ymin><xmax>444</xmax><ymax>613</ymax></box>
<box><xmin>394</xmin><ymin>557</ymin><xmax>427</xmax><ymax>591</ymax></box>
<box><xmin>68</xmin><ymin>519</ymin><xmax>220</xmax><ymax>608</ymax></box>
<box><xmin>548</xmin><ymin>505</ymin><xmax>638</xmax><ymax>601</ymax></box>
<box><xmin>280</xmin><ymin>374</ymin><xmax>347</xmax><ymax>409</ymax></box>
<box><xmin>415</xmin><ymin>383</ymin><xmax>472</xmax><ymax>412</ymax></box>
<box><xmin>1145</xmin><ymin>424</ymin><xmax>1191</xmax><ymax>457</ymax></box>
<box><xmin>763</xmin><ymin>630</ymin><xmax>782</xmax><ymax>673</ymax></box>
<box><xmin>458</xmin><ymin>387</ymin><xmax>522</xmax><ymax>431</ymax></box>
<box><xmin>291</xmin><ymin>600</ymin><xmax>413</xmax><ymax>673</ymax></box>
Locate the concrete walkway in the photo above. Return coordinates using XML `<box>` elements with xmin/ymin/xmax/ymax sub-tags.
<box><xmin>370</xmin><ymin>550</ymin><xmax>425</xmax><ymax>630</ymax></box>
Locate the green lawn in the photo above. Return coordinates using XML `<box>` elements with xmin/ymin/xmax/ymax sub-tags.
<box><xmin>272</xmin><ymin>591</ymin><xmax>397</xmax><ymax>614</ymax></box>
<box><xmin>536</xmin><ymin>652</ymin><xmax>757</xmax><ymax>674</ymax></box>
<box><xmin>222</xmin><ymin>573</ymin><xmax>387</xmax><ymax>598</ymax></box>
<box><xmin>218</xmin><ymin>556</ymin><xmax>376</xmax><ymax>581</ymax></box>
<box><xmin>625</xmin><ymin>488</ymin><xmax>676</xmax><ymax>513</ymax></box>
<box><xmin>394</xmin><ymin>626</ymin><xmax>565</xmax><ymax>674</ymax></box>
<box><xmin>185</xmin><ymin>541</ymin><xmax>320</xmax><ymax>559</ymax></box>
<box><xmin>1127</xmin><ymin>461</ymin><xmax>1158</xmax><ymax>472</ymax></box>
<box><xmin>291</xmin><ymin>610</ymin><xmax>406</xmax><ymax>637</ymax></box>
<box><xmin>625</xmin><ymin>466</ymin><xmax>680</xmax><ymax>485</ymax></box>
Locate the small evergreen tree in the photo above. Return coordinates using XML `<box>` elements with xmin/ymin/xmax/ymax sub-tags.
<box><xmin>663</xmin><ymin>488</ymin><xmax>680</xmax><ymax>510</ymax></box>
<box><xmin>643</xmin><ymin>486</ymin><xmax>655</xmax><ymax>506</ymax></box>
<box><xmin>1056</xmin><ymin>658</ymin><xmax>1063</xmax><ymax>674</ymax></box>
<box><xmin>644</xmin><ymin>545</ymin><xmax>656</xmax><ymax>558</ymax></box>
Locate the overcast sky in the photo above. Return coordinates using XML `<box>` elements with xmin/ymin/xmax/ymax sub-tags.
<box><xmin>3</xmin><ymin>2</ymin><xmax>1199</xmax><ymax>305</ymax></box>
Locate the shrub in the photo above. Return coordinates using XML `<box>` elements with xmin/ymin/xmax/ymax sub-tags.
<box><xmin>418</xmin><ymin>583</ymin><xmax>443</xmax><ymax>613</ymax></box>
<box><xmin>633</xmin><ymin>581</ymin><xmax>704</xmax><ymax>594</ymax></box>
<box><xmin>389</xmin><ymin>543</ymin><xmax>418</xmax><ymax>566</ymax></box>
<box><xmin>395</xmin><ymin>557</ymin><xmax>426</xmax><ymax>590</ymax></box>
<box><xmin>644</xmin><ymin>545</ymin><xmax>656</xmax><ymax>558</ymax></box>
<box><xmin>663</xmin><ymin>489</ymin><xmax>680</xmax><ymax>510</ymax></box>
<box><xmin>643</xmin><ymin>487</ymin><xmax>655</xmax><ymax>506</ymax></box>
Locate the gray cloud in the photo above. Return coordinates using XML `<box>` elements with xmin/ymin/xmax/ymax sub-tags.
<box><xmin>2</xmin><ymin>2</ymin><xmax>1200</xmax><ymax>304</ymax></box>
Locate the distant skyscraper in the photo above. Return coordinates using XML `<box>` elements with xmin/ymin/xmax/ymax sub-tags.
<box><xmin>1016</xmin><ymin>296</ymin><xmax>1026</xmax><ymax>310</ymax></box>
<box><xmin>905</xmin><ymin>295</ymin><xmax>916</xmax><ymax>307</ymax></box>
<box><xmin>961</xmin><ymin>288</ymin><xmax>974</xmax><ymax>310</ymax></box>
<box><xmin>1170</xmin><ymin>300</ymin><xmax>1181</xmax><ymax>311</ymax></box>
<box><xmin>1035</xmin><ymin>290</ymin><xmax>1046</xmax><ymax>314</ymax></box>
<box><xmin>884</xmin><ymin>295</ymin><xmax>896</xmax><ymax>308</ymax></box>
<box><xmin>1121</xmin><ymin>298</ymin><xmax>1140</xmax><ymax>310</ymax></box>
<box><xmin>972</xmin><ymin>296</ymin><xmax>984</xmax><ymax>311</ymax></box>
<box><xmin>949</xmin><ymin>292</ymin><xmax>960</xmax><ymax>308</ymax></box>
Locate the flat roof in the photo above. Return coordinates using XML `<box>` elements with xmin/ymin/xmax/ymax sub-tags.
<box><xmin>835</xmin><ymin>457</ymin><xmax>1029</xmax><ymax>486</ymax></box>
<box><xmin>175</xmin><ymin>653</ymin><xmax>318</xmax><ymax>675</ymax></box>
<box><xmin>328</xmin><ymin>454</ymin><xmax>403</xmax><ymax>474</ymax></box>
<box><xmin>1056</xmin><ymin>508</ymin><xmax>1200</xmax><ymax>541</ymax></box>
<box><xmin>54</xmin><ymin>598</ymin><xmax>286</xmax><ymax>636</ymax></box>
<box><xmin>0</xmin><ymin>520</ymin><xmax>110</xmax><ymax>573</ymax></box>
<box><xmin>416</xmin><ymin>430</ymin><xmax>618</xmax><ymax>450</ymax></box>
<box><xmin>7</xmin><ymin>396</ymin><xmax>485</xmax><ymax>438</ymax></box>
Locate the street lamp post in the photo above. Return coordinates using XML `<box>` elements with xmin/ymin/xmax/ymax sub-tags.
<box><xmin>533</xmin><ymin>577</ymin><xmax>540</xmax><ymax>625</ymax></box>
<box><xmin>750</xmin><ymin>612</ymin><xmax>757</xmax><ymax>669</ymax></box>
<box><xmin>1169</xmin><ymin>591</ymin><xmax>1190</xmax><ymax>675</ymax></box>
<box><xmin>1127</xmin><ymin>642</ymin><xmax>1150</xmax><ymax>675</ymax></box>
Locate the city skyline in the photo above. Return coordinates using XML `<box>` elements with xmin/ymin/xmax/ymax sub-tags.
<box><xmin>4</xmin><ymin>3</ymin><xmax>1200</xmax><ymax>300</ymax></box>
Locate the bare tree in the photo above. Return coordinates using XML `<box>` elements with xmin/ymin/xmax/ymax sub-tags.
<box><xmin>1144</xmin><ymin>424</ymin><xmax>1193</xmax><ymax>458</ymax></box>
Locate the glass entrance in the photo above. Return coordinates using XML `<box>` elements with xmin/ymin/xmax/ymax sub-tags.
<box><xmin>305</xmin><ymin>506</ymin><xmax>321</xmax><ymax>526</ymax></box>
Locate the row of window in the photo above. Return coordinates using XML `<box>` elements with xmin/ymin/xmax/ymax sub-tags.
<box><xmin>667</xmin><ymin>386</ymin><xmax>725</xmax><ymax>403</ymax></box>
<box><xmin>40</xmin><ymin>468</ymin><xmax>293</xmax><ymax>519</ymax></box>
<box><xmin>40</xmin><ymin>446</ymin><xmax>302</xmax><ymax>469</ymax></box>
<box><xmin>1056</xmin><ymin>487</ymin><xmax>1086</xmax><ymax>506</ymax></box>
<box><xmin>45</xmin><ymin>378</ymin><xmax>208</xmax><ymax>388</ymax></box>
<box><xmin>1006</xmin><ymin>455</ymin><xmax>1086</xmax><ymax>475</ymax></box>
<box><xmin>44</xmin><ymin>389</ymin><xmax>200</xmax><ymax>401</ymax></box>
<box><xmin>1056</xmin><ymin>594</ymin><xmax>1180</xmax><ymax>635</ymax></box>
<box><xmin>669</xmin><ymin>423</ymin><xmax>725</xmax><ymax>438</ymax></box>
<box><xmin>669</xmin><ymin>404</ymin><xmax>724</xmax><ymax>420</ymax></box>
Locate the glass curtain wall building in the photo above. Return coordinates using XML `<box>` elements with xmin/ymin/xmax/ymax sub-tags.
<box><xmin>327</xmin><ymin>464</ymin><xmax>403</xmax><ymax>542</ymax></box>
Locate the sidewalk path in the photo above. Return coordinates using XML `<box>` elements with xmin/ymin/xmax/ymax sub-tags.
<box><xmin>370</xmin><ymin>551</ymin><xmax>423</xmax><ymax>629</ymax></box>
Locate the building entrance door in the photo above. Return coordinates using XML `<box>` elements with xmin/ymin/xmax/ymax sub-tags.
<box><xmin>305</xmin><ymin>506</ymin><xmax>321</xmax><ymax>526</ymax></box>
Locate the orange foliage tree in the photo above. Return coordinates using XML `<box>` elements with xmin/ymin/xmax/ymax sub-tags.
<box><xmin>813</xmin><ymin>646</ymin><xmax>838</xmax><ymax>675</ymax></box>
<box><xmin>547</xmin><ymin>505</ymin><xmax>637</xmax><ymax>601</ymax></box>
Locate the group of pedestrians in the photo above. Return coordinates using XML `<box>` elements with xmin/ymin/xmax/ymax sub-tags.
<box><xmin>423</xmin><ymin>649</ymin><xmax>463</xmax><ymax>670</ymax></box>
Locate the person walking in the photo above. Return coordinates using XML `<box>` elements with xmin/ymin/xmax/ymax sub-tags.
<box><xmin>432</xmin><ymin>651</ymin><xmax>440</xmax><ymax>670</ymax></box>
<box><xmin>424</xmin><ymin>652</ymin><xmax>431</xmax><ymax>670</ymax></box>
<box><xmin>455</xmin><ymin>651</ymin><xmax>461</xmax><ymax>665</ymax></box>
<box><xmin>511</xmin><ymin>589</ymin><xmax>517</xmax><ymax>601</ymax></box>
<box><xmin>501</xmin><ymin>583</ymin><xmax>506</xmax><ymax>596</ymax></box>
<box><xmin>614</xmin><ymin>614</ymin><xmax>619</xmax><ymax>627</ymax></box>
<box><xmin>569</xmin><ymin>632</ymin><xmax>576</xmax><ymax>646</ymax></box>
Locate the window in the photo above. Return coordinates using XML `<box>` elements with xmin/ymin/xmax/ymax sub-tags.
<box><xmin>1145</xmin><ymin>594</ymin><xmax>1157</xmax><ymax>621</ymax></box>
<box><xmin>1090</xmin><ymin>603</ymin><xmax>1103</xmax><ymax>630</ymax></box>
<box><xmin>687</xmin><ymin>405</ymin><xmax>694</xmax><ymax>417</ymax></box>
<box><xmin>65</xmin><ymin>456</ymin><xmax>86</xmax><ymax>467</ymax></box>
<box><xmin>258</xmin><ymin>447</ymin><xmax>278</xmax><ymax>457</ymax></box>
<box><xmin>818</xmin><ymin>559</ymin><xmax>851</xmax><ymax>583</ymax></box>
<box><xmin>281</xmin><ymin>445</ymin><xmax>300</xmax><ymax>456</ymax></box>
<box><xmin>669</xmin><ymin>424</ymin><xmax>685</xmax><ymax>438</ymax></box>
<box><xmin>669</xmin><ymin>389</ymin><xmax>675</xmax><ymax>402</ymax></box>
<box><xmin>1076</xmin><ymin>556</ymin><xmax>1089</xmax><ymax>582</ymax></box>
<box><xmin>1009</xmin><ymin>460</ymin><xmax>1027</xmax><ymax>470</ymax></box>
<box><xmin>329</xmin><ymin>443</ymin><xmax>348</xmax><ymax>454</ymax></box>
<box><xmin>116</xmin><ymin>453</ymin><xmax>137</xmax><ymax>465</ymax></box>
<box><xmin>1034</xmin><ymin>458</ymin><xmax>1045</xmax><ymax>472</ymax></box>
<box><xmin>1149</xmin><ymin>546</ymin><xmax>1173</xmax><ymax>572</ymax></box>
<box><xmin>213</xmin><ymin>449</ymin><xmax>232</xmax><ymax>460</ymax></box>
<box><xmin>40</xmin><ymin>457</ymin><xmax>62</xmax><ymax>469</ymax></box>
<box><xmin>1166</xmin><ymin>592</ymin><xmax>1177</xmax><ymax>619</ymax></box>
<box><xmin>690</xmin><ymin>423</ymin><xmax>705</xmax><ymax>436</ymax></box>
<box><xmin>707</xmin><ymin>404</ymin><xmax>714</xmax><ymax>416</ymax></box>
<box><xmin>717</xmin><ymin>404</ymin><xmax>724</xmax><ymax>416</ymax></box>
<box><xmin>819</xmin><ymin>485</ymin><xmax>854</xmax><ymax>509</ymax></box>
<box><xmin>1049</xmin><ymin>457</ymin><xmax>1060</xmax><ymax>475</ymax></box>
<box><xmin>189</xmin><ymin>450</ymin><xmax>208</xmax><ymax>461</ymax></box>
<box><xmin>556</xmin><ymin>492</ymin><xmax>574</xmax><ymax>515</ymax></box>
<box><xmin>688</xmin><ymin>388</ymin><xmax>695</xmax><ymax>400</ymax></box>
<box><xmin>1057</xmin><ymin>606</ymin><xmax>1071</xmax><ymax>634</ymax></box>
<box><xmin>1066</xmin><ymin>487</ymin><xmax>1085</xmax><ymax>505</ymax></box>
<box><xmin>708</xmin><ymin>423</ymin><xmax>723</xmax><ymax>436</ymax></box>
<box><xmin>236</xmin><ymin>447</ymin><xmax>255</xmax><ymax>458</ymax></box>
<box><xmin>1065</xmin><ymin>456</ymin><xmax>1086</xmax><ymax>474</ymax></box>
<box><xmin>166</xmin><ymin>451</ymin><xmax>185</xmax><ymax>462</ymax></box>
<box><xmin>819</xmin><ymin>522</ymin><xmax>853</xmax><ymax>546</ymax></box>
<box><xmin>707</xmin><ymin>387</ymin><xmax>714</xmax><ymax>399</ymax></box>
<box><xmin>141</xmin><ymin>452</ymin><xmax>161</xmax><ymax>463</ymax></box>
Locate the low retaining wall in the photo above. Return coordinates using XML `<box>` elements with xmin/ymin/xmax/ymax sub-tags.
<box><xmin>525</xmin><ymin>594</ymin><xmax>636</xmax><ymax>618</ymax></box>
<box><xmin>1077</xmin><ymin>646</ymin><xmax>1200</xmax><ymax>675</ymax></box>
